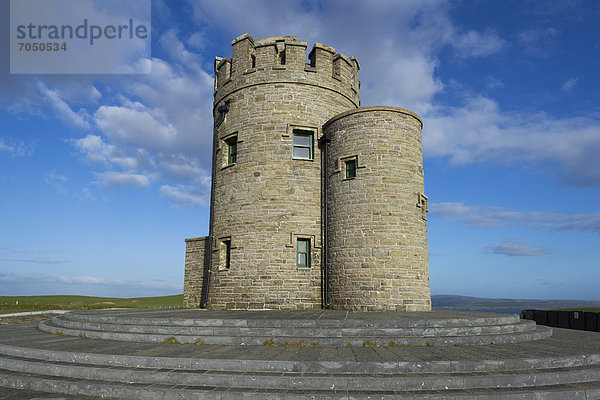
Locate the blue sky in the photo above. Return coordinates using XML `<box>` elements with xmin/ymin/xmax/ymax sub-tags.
<box><xmin>1</xmin><ymin>0</ymin><xmax>599</xmax><ymax>300</ymax></box>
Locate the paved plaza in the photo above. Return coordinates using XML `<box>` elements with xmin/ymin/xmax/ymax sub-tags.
<box><xmin>1</xmin><ymin>310</ymin><xmax>600</xmax><ymax>398</ymax></box>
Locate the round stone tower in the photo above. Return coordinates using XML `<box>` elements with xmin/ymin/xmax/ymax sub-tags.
<box><xmin>207</xmin><ymin>34</ymin><xmax>360</xmax><ymax>309</ymax></box>
<box><xmin>323</xmin><ymin>107</ymin><xmax>431</xmax><ymax>311</ymax></box>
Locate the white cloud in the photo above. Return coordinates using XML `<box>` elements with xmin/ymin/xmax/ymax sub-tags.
<box><xmin>44</xmin><ymin>170</ymin><xmax>68</xmax><ymax>195</ymax></box>
<box><xmin>0</xmin><ymin>138</ymin><xmax>33</xmax><ymax>156</ymax></box>
<box><xmin>160</xmin><ymin>184</ymin><xmax>209</xmax><ymax>207</ymax></box>
<box><xmin>518</xmin><ymin>27</ymin><xmax>560</xmax><ymax>57</ymax></box>
<box><xmin>38</xmin><ymin>82</ymin><xmax>90</xmax><ymax>129</ymax></box>
<box><xmin>95</xmin><ymin>104</ymin><xmax>177</xmax><ymax>150</ymax></box>
<box><xmin>157</xmin><ymin>154</ymin><xmax>204</xmax><ymax>180</ymax></box>
<box><xmin>453</xmin><ymin>29</ymin><xmax>505</xmax><ymax>58</ymax></box>
<box><xmin>486</xmin><ymin>241</ymin><xmax>551</xmax><ymax>257</ymax></box>
<box><xmin>430</xmin><ymin>202</ymin><xmax>600</xmax><ymax>232</ymax></box>
<box><xmin>0</xmin><ymin>271</ymin><xmax>182</xmax><ymax>296</ymax></box>
<box><xmin>93</xmin><ymin>171</ymin><xmax>152</xmax><ymax>188</ymax></box>
<box><xmin>424</xmin><ymin>96</ymin><xmax>600</xmax><ymax>186</ymax></box>
<box><xmin>187</xmin><ymin>31</ymin><xmax>206</xmax><ymax>50</ymax></box>
<box><xmin>486</xmin><ymin>76</ymin><xmax>504</xmax><ymax>89</ymax></box>
<box><xmin>0</xmin><ymin>258</ymin><xmax>69</xmax><ymax>265</ymax></box>
<box><xmin>562</xmin><ymin>77</ymin><xmax>579</xmax><ymax>93</ymax></box>
<box><xmin>185</xmin><ymin>0</ymin><xmax>499</xmax><ymax>114</ymax></box>
<box><xmin>71</xmin><ymin>134</ymin><xmax>151</xmax><ymax>171</ymax></box>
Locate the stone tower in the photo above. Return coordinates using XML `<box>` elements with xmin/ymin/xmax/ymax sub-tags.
<box><xmin>184</xmin><ymin>34</ymin><xmax>431</xmax><ymax>311</ymax></box>
<box><xmin>324</xmin><ymin>107</ymin><xmax>430</xmax><ymax>311</ymax></box>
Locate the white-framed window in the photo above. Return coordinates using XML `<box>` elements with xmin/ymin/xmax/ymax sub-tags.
<box><xmin>292</xmin><ymin>130</ymin><xmax>313</xmax><ymax>160</ymax></box>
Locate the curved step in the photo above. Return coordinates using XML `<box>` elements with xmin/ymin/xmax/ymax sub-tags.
<box><xmin>60</xmin><ymin>309</ymin><xmax>521</xmax><ymax>327</ymax></box>
<box><xmin>2</xmin><ymin>343</ymin><xmax>600</xmax><ymax>375</ymax></box>
<box><xmin>39</xmin><ymin>319</ymin><xmax>552</xmax><ymax>346</ymax></box>
<box><xmin>47</xmin><ymin>315</ymin><xmax>537</xmax><ymax>337</ymax></box>
<box><xmin>39</xmin><ymin>310</ymin><xmax>551</xmax><ymax>347</ymax></box>
<box><xmin>3</xmin><ymin>371</ymin><xmax>600</xmax><ymax>400</ymax></box>
<box><xmin>1</xmin><ymin>343</ymin><xmax>600</xmax><ymax>398</ymax></box>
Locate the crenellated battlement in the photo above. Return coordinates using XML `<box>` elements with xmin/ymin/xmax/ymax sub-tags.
<box><xmin>214</xmin><ymin>34</ymin><xmax>360</xmax><ymax>108</ymax></box>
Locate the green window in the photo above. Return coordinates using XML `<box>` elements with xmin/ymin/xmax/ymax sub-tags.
<box><xmin>223</xmin><ymin>239</ymin><xmax>231</xmax><ymax>270</ymax></box>
<box><xmin>345</xmin><ymin>159</ymin><xmax>356</xmax><ymax>179</ymax></box>
<box><xmin>226</xmin><ymin>137</ymin><xmax>237</xmax><ymax>165</ymax></box>
<box><xmin>292</xmin><ymin>130</ymin><xmax>313</xmax><ymax>160</ymax></box>
<box><xmin>296</xmin><ymin>238</ymin><xmax>310</xmax><ymax>268</ymax></box>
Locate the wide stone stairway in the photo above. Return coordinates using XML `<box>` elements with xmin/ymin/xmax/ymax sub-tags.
<box><xmin>2</xmin><ymin>309</ymin><xmax>600</xmax><ymax>399</ymax></box>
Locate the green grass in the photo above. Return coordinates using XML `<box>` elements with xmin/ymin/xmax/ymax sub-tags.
<box><xmin>0</xmin><ymin>294</ymin><xmax>183</xmax><ymax>314</ymax></box>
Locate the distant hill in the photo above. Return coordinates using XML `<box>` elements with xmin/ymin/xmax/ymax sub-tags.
<box><xmin>432</xmin><ymin>295</ymin><xmax>600</xmax><ymax>314</ymax></box>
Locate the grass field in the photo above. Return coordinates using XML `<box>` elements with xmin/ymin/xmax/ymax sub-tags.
<box><xmin>0</xmin><ymin>294</ymin><xmax>183</xmax><ymax>314</ymax></box>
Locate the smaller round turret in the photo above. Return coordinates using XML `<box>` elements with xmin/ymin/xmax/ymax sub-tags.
<box><xmin>324</xmin><ymin>106</ymin><xmax>431</xmax><ymax>312</ymax></box>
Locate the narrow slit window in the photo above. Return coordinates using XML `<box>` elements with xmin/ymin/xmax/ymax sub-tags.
<box><xmin>223</xmin><ymin>239</ymin><xmax>231</xmax><ymax>270</ymax></box>
<box><xmin>296</xmin><ymin>238</ymin><xmax>310</xmax><ymax>268</ymax></box>
<box><xmin>345</xmin><ymin>159</ymin><xmax>357</xmax><ymax>179</ymax></box>
<box><xmin>292</xmin><ymin>130</ymin><xmax>314</xmax><ymax>160</ymax></box>
<box><xmin>226</xmin><ymin>136</ymin><xmax>237</xmax><ymax>165</ymax></box>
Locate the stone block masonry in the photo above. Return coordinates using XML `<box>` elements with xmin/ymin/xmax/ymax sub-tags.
<box><xmin>183</xmin><ymin>237</ymin><xmax>208</xmax><ymax>308</ymax></box>
<box><xmin>184</xmin><ymin>34</ymin><xmax>431</xmax><ymax>311</ymax></box>
<box><xmin>324</xmin><ymin>107</ymin><xmax>430</xmax><ymax>311</ymax></box>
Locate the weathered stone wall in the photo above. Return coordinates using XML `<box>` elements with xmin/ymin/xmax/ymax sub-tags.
<box><xmin>183</xmin><ymin>236</ymin><xmax>208</xmax><ymax>308</ymax></box>
<box><xmin>324</xmin><ymin>107</ymin><xmax>431</xmax><ymax>311</ymax></box>
<box><xmin>206</xmin><ymin>34</ymin><xmax>359</xmax><ymax>309</ymax></box>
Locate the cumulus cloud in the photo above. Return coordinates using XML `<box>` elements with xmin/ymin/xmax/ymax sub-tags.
<box><xmin>95</xmin><ymin>104</ymin><xmax>178</xmax><ymax>150</ymax></box>
<box><xmin>63</xmin><ymin>29</ymin><xmax>214</xmax><ymax>199</ymax></box>
<box><xmin>486</xmin><ymin>241</ymin><xmax>551</xmax><ymax>257</ymax></box>
<box><xmin>424</xmin><ymin>96</ymin><xmax>600</xmax><ymax>186</ymax></box>
<box><xmin>431</xmin><ymin>202</ymin><xmax>600</xmax><ymax>232</ymax></box>
<box><xmin>71</xmin><ymin>134</ymin><xmax>150</xmax><ymax>171</ymax></box>
<box><xmin>186</xmin><ymin>0</ymin><xmax>501</xmax><ymax>114</ymax></box>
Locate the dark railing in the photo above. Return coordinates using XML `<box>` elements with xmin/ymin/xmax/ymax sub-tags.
<box><xmin>521</xmin><ymin>310</ymin><xmax>599</xmax><ymax>332</ymax></box>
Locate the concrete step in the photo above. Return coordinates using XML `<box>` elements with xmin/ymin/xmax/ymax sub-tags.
<box><xmin>60</xmin><ymin>309</ymin><xmax>521</xmax><ymax>327</ymax></box>
<box><xmin>1</xmin><ymin>343</ymin><xmax>600</xmax><ymax>398</ymax></box>
<box><xmin>39</xmin><ymin>311</ymin><xmax>551</xmax><ymax>347</ymax></box>
<box><xmin>3</xmin><ymin>370</ymin><xmax>600</xmax><ymax>400</ymax></box>
<box><xmin>38</xmin><ymin>319</ymin><xmax>552</xmax><ymax>346</ymax></box>
<box><xmin>47</xmin><ymin>315</ymin><xmax>537</xmax><ymax>337</ymax></box>
<box><xmin>3</xmin><ymin>343</ymin><xmax>600</xmax><ymax>375</ymax></box>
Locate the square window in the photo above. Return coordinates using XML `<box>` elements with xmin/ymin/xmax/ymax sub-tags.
<box><xmin>292</xmin><ymin>130</ymin><xmax>313</xmax><ymax>160</ymax></box>
<box><xmin>296</xmin><ymin>238</ymin><xmax>310</xmax><ymax>268</ymax></box>
<box><xmin>345</xmin><ymin>159</ymin><xmax>357</xmax><ymax>179</ymax></box>
<box><xmin>225</xmin><ymin>136</ymin><xmax>237</xmax><ymax>165</ymax></box>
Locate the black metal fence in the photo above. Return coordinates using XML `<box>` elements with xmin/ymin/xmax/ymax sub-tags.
<box><xmin>521</xmin><ymin>310</ymin><xmax>599</xmax><ymax>332</ymax></box>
